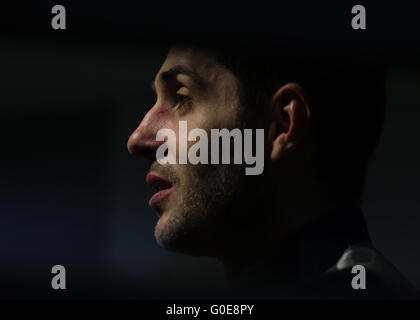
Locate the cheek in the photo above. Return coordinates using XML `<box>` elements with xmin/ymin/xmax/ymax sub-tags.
<box><xmin>191</xmin><ymin>105</ymin><xmax>240</xmax><ymax>132</ymax></box>
<box><xmin>212</xmin><ymin>98</ymin><xmax>242</xmax><ymax>129</ymax></box>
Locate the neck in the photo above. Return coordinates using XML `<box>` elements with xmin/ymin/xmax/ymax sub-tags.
<box><xmin>218</xmin><ymin>178</ymin><xmax>361</xmax><ymax>284</ymax></box>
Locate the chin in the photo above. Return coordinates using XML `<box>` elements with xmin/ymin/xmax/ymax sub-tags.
<box><xmin>154</xmin><ymin>210</ymin><xmax>185</xmax><ymax>251</ymax></box>
<box><xmin>154</xmin><ymin>212</ymin><xmax>172</xmax><ymax>244</ymax></box>
<box><xmin>154</xmin><ymin>215</ymin><xmax>208</xmax><ymax>256</ymax></box>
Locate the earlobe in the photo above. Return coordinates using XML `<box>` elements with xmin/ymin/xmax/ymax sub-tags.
<box><xmin>270</xmin><ymin>133</ymin><xmax>292</xmax><ymax>162</ymax></box>
<box><xmin>269</xmin><ymin>83</ymin><xmax>311</xmax><ymax>163</ymax></box>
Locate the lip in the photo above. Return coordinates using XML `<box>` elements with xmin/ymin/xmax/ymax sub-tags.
<box><xmin>146</xmin><ymin>172</ymin><xmax>173</xmax><ymax>209</ymax></box>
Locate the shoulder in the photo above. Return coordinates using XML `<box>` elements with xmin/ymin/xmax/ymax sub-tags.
<box><xmin>313</xmin><ymin>244</ymin><xmax>420</xmax><ymax>299</ymax></box>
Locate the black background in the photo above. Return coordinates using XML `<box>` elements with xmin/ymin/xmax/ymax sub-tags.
<box><xmin>1</xmin><ymin>1</ymin><xmax>419</xmax><ymax>299</ymax></box>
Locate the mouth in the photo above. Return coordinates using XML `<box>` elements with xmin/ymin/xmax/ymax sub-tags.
<box><xmin>146</xmin><ymin>172</ymin><xmax>173</xmax><ymax>211</ymax></box>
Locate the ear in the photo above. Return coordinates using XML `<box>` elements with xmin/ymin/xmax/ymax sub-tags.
<box><xmin>268</xmin><ymin>83</ymin><xmax>311</xmax><ymax>163</ymax></box>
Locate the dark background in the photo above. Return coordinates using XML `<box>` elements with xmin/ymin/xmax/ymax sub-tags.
<box><xmin>0</xmin><ymin>1</ymin><xmax>419</xmax><ymax>298</ymax></box>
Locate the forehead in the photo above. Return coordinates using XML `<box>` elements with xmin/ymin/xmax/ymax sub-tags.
<box><xmin>161</xmin><ymin>47</ymin><xmax>216</xmax><ymax>73</ymax></box>
<box><xmin>157</xmin><ymin>47</ymin><xmax>236</xmax><ymax>88</ymax></box>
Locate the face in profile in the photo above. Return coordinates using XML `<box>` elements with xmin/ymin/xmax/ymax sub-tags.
<box><xmin>127</xmin><ymin>47</ymin><xmax>277</xmax><ymax>259</ymax></box>
<box><xmin>128</xmin><ymin>46</ymin><xmax>403</xmax><ymax>299</ymax></box>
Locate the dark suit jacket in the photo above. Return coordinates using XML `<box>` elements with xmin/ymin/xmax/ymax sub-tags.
<box><xmin>230</xmin><ymin>207</ymin><xmax>419</xmax><ymax>299</ymax></box>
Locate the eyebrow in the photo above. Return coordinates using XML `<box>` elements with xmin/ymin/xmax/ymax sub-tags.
<box><xmin>152</xmin><ymin>65</ymin><xmax>206</xmax><ymax>93</ymax></box>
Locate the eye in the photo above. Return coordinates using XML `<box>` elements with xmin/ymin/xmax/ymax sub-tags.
<box><xmin>175</xmin><ymin>93</ymin><xmax>191</xmax><ymax>106</ymax></box>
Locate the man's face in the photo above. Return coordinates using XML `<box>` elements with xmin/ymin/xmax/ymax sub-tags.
<box><xmin>127</xmin><ymin>47</ymin><xmax>272</xmax><ymax>256</ymax></box>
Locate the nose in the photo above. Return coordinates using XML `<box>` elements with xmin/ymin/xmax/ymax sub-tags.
<box><xmin>127</xmin><ymin>104</ymin><xmax>169</xmax><ymax>161</ymax></box>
